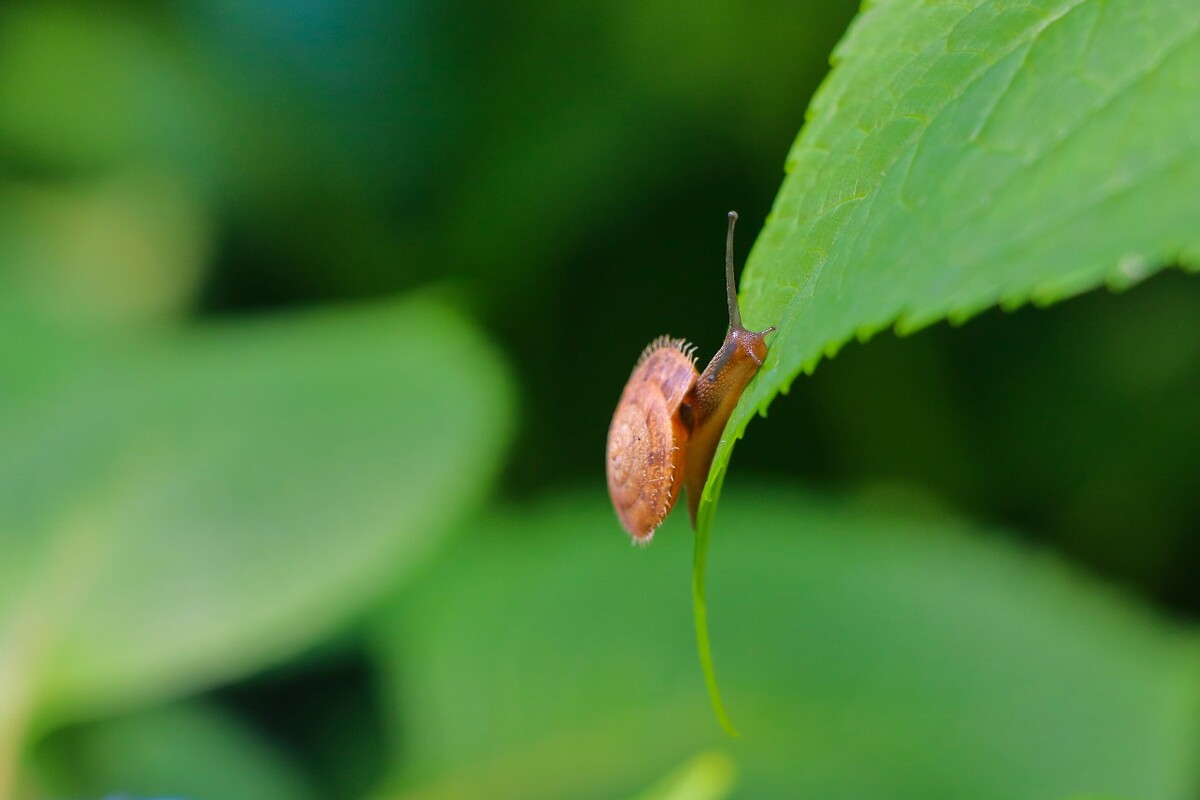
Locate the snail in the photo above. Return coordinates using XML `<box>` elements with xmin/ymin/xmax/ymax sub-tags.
<box><xmin>606</xmin><ymin>211</ymin><xmax>774</xmax><ymax>542</ymax></box>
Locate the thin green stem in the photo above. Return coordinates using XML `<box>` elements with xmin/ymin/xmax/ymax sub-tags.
<box><xmin>692</xmin><ymin>493</ymin><xmax>738</xmax><ymax>738</ymax></box>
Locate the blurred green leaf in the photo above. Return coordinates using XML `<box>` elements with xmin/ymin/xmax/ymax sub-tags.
<box><xmin>0</xmin><ymin>2</ymin><xmax>210</xmax><ymax>171</ymax></box>
<box><xmin>371</xmin><ymin>490</ymin><xmax>1200</xmax><ymax>800</ymax></box>
<box><xmin>33</xmin><ymin>699</ymin><xmax>315</xmax><ymax>800</ymax></box>
<box><xmin>428</xmin><ymin>1</ymin><xmax>856</xmax><ymax>297</ymax></box>
<box><xmin>0</xmin><ymin>169</ymin><xmax>212</xmax><ymax>331</ymax></box>
<box><xmin>0</xmin><ymin>297</ymin><xmax>513</xmax><ymax>790</ymax></box>
<box><xmin>631</xmin><ymin>751</ymin><xmax>736</xmax><ymax>800</ymax></box>
<box><xmin>695</xmin><ymin>0</ymin><xmax>1200</xmax><ymax>722</ymax></box>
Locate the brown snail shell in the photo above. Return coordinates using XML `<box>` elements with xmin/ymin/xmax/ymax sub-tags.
<box><xmin>605</xmin><ymin>212</ymin><xmax>773</xmax><ymax>543</ymax></box>
<box><xmin>606</xmin><ymin>337</ymin><xmax>698</xmax><ymax>539</ymax></box>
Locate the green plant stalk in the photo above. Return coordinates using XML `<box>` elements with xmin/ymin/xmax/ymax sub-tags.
<box><xmin>692</xmin><ymin>458</ymin><xmax>736</xmax><ymax>736</ymax></box>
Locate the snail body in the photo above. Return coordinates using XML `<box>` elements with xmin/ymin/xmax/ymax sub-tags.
<box><xmin>606</xmin><ymin>212</ymin><xmax>773</xmax><ymax>542</ymax></box>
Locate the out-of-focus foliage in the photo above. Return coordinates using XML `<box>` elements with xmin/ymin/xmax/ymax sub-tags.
<box><xmin>372</xmin><ymin>492</ymin><xmax>1200</xmax><ymax>800</ymax></box>
<box><xmin>0</xmin><ymin>294</ymin><xmax>513</xmax><ymax>792</ymax></box>
<box><xmin>1</xmin><ymin>0</ymin><xmax>1198</xmax><ymax>798</ymax></box>
<box><xmin>1</xmin><ymin>296</ymin><xmax>511</xmax><ymax>722</ymax></box>
<box><xmin>35</xmin><ymin>701</ymin><xmax>316</xmax><ymax>800</ymax></box>
<box><xmin>632</xmin><ymin>752</ymin><xmax>736</xmax><ymax>800</ymax></box>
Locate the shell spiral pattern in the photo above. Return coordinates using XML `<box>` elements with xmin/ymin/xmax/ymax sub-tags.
<box><xmin>605</xmin><ymin>338</ymin><xmax>697</xmax><ymax>541</ymax></box>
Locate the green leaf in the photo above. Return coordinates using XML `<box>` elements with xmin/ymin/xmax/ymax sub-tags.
<box><xmin>631</xmin><ymin>751</ymin><xmax>736</xmax><ymax>800</ymax></box>
<box><xmin>0</xmin><ymin>297</ymin><xmax>513</xmax><ymax>790</ymax></box>
<box><xmin>371</xmin><ymin>490</ymin><xmax>1200</xmax><ymax>800</ymax></box>
<box><xmin>695</xmin><ymin>0</ymin><xmax>1200</xmax><ymax>724</ymax></box>
<box><xmin>0</xmin><ymin>170</ymin><xmax>212</xmax><ymax>331</ymax></box>
<box><xmin>33</xmin><ymin>700</ymin><xmax>316</xmax><ymax>800</ymax></box>
<box><xmin>0</xmin><ymin>4</ymin><xmax>209</xmax><ymax>171</ymax></box>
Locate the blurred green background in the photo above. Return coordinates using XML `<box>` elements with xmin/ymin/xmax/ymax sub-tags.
<box><xmin>4</xmin><ymin>1</ymin><xmax>1200</xmax><ymax>799</ymax></box>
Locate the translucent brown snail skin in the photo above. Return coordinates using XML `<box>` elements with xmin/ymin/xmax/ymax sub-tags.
<box><xmin>605</xmin><ymin>211</ymin><xmax>775</xmax><ymax>542</ymax></box>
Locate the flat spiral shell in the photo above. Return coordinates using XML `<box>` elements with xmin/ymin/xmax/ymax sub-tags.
<box><xmin>606</xmin><ymin>337</ymin><xmax>698</xmax><ymax>541</ymax></box>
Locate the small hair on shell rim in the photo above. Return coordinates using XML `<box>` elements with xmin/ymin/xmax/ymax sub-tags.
<box><xmin>636</xmin><ymin>335</ymin><xmax>698</xmax><ymax>370</ymax></box>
